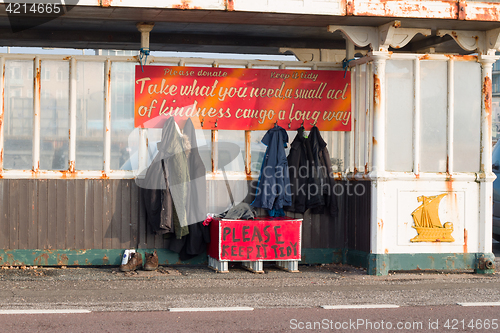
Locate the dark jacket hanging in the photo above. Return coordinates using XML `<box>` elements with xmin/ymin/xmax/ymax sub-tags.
<box><xmin>285</xmin><ymin>126</ymin><xmax>337</xmax><ymax>216</ymax></box>
<box><xmin>251</xmin><ymin>125</ymin><xmax>292</xmax><ymax>211</ymax></box>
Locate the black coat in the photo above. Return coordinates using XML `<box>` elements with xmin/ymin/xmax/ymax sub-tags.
<box><xmin>285</xmin><ymin>126</ymin><xmax>337</xmax><ymax>216</ymax></box>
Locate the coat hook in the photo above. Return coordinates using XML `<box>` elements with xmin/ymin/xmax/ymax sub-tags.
<box><xmin>288</xmin><ymin>121</ymin><xmax>291</xmax><ymax>129</ymax></box>
<box><xmin>201</xmin><ymin>118</ymin><xmax>204</xmax><ymax>128</ymax></box>
<box><xmin>214</xmin><ymin>119</ymin><xmax>218</xmax><ymax>128</ymax></box>
<box><xmin>310</xmin><ymin>119</ymin><xmax>318</xmax><ymax>127</ymax></box>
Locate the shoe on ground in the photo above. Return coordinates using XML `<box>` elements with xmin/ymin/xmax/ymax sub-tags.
<box><xmin>120</xmin><ymin>252</ymin><xmax>143</xmax><ymax>272</ymax></box>
<box><xmin>144</xmin><ymin>251</ymin><xmax>159</xmax><ymax>271</ymax></box>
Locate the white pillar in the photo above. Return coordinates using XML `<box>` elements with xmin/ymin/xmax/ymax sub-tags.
<box><xmin>478</xmin><ymin>55</ymin><xmax>498</xmax><ymax>254</ymax></box>
<box><xmin>369</xmin><ymin>51</ymin><xmax>389</xmax><ymax>262</ymax></box>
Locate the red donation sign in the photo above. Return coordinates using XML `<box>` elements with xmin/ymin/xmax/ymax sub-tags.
<box><xmin>209</xmin><ymin>218</ymin><xmax>302</xmax><ymax>261</ymax></box>
<box><xmin>134</xmin><ymin>65</ymin><xmax>351</xmax><ymax>131</ymax></box>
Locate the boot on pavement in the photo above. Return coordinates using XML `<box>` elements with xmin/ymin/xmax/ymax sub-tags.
<box><xmin>144</xmin><ymin>251</ymin><xmax>159</xmax><ymax>271</ymax></box>
<box><xmin>120</xmin><ymin>252</ymin><xmax>143</xmax><ymax>272</ymax></box>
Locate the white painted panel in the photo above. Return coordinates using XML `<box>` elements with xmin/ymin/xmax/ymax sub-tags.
<box><xmin>233</xmin><ymin>0</ymin><xmax>344</xmax><ymax>15</ymax></box>
<box><xmin>397</xmin><ymin>190</ymin><xmax>464</xmax><ymax>247</ymax></box>
<box><xmin>385</xmin><ymin>60</ymin><xmax>413</xmax><ymax>172</ymax></box>
<box><xmin>453</xmin><ymin>61</ymin><xmax>481</xmax><ymax>172</ymax></box>
<box><xmin>376</xmin><ymin>179</ymin><xmax>479</xmax><ymax>254</ymax></box>
<box><xmin>419</xmin><ymin>61</ymin><xmax>447</xmax><ymax>173</ymax></box>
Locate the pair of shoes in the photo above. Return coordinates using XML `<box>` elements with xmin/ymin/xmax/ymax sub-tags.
<box><xmin>144</xmin><ymin>251</ymin><xmax>159</xmax><ymax>271</ymax></box>
<box><xmin>120</xmin><ymin>252</ymin><xmax>143</xmax><ymax>272</ymax></box>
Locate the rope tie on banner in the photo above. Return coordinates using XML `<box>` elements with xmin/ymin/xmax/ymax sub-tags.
<box><xmin>139</xmin><ymin>47</ymin><xmax>150</xmax><ymax>72</ymax></box>
<box><xmin>342</xmin><ymin>58</ymin><xmax>355</xmax><ymax>78</ymax></box>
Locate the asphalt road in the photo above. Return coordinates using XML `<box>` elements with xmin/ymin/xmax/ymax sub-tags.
<box><xmin>0</xmin><ymin>242</ymin><xmax>497</xmax><ymax>332</ymax></box>
<box><xmin>1</xmin><ymin>305</ymin><xmax>499</xmax><ymax>332</ymax></box>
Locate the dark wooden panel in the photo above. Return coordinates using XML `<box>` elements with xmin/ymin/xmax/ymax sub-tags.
<box><xmin>38</xmin><ymin>180</ymin><xmax>48</xmax><ymax>249</ymax></box>
<box><xmin>93</xmin><ymin>180</ymin><xmax>103</xmax><ymax>249</ymax></box>
<box><xmin>121</xmin><ymin>180</ymin><xmax>132</xmax><ymax>249</ymax></box>
<box><xmin>310</xmin><ymin>213</ymin><xmax>322</xmax><ymax>249</ymax></box>
<box><xmin>300</xmin><ymin>211</ymin><xmax>311</xmax><ymax>248</ymax></box>
<box><xmin>75</xmin><ymin>180</ymin><xmax>85</xmax><ymax>249</ymax></box>
<box><xmin>56</xmin><ymin>180</ymin><xmax>67</xmax><ymax>249</ymax></box>
<box><xmin>319</xmin><ymin>212</ymin><xmax>330</xmax><ymax>248</ymax></box>
<box><xmin>0</xmin><ymin>180</ymin><xmax>9</xmax><ymax>249</ymax></box>
<box><xmin>47</xmin><ymin>180</ymin><xmax>57</xmax><ymax>249</ymax></box>
<box><xmin>66</xmin><ymin>180</ymin><xmax>76</xmax><ymax>249</ymax></box>
<box><xmin>138</xmin><ymin>187</ymin><xmax>147</xmax><ymax>249</ymax></box>
<box><xmin>27</xmin><ymin>180</ymin><xmax>38</xmax><ymax>249</ymax></box>
<box><xmin>84</xmin><ymin>180</ymin><xmax>94</xmax><ymax>248</ymax></box>
<box><xmin>18</xmin><ymin>180</ymin><xmax>29</xmax><ymax>249</ymax></box>
<box><xmin>9</xmin><ymin>180</ymin><xmax>19</xmax><ymax>249</ymax></box>
<box><xmin>102</xmin><ymin>181</ymin><xmax>112</xmax><ymax>249</ymax></box>
<box><xmin>110</xmin><ymin>180</ymin><xmax>122</xmax><ymax>249</ymax></box>
<box><xmin>130</xmin><ymin>181</ymin><xmax>139</xmax><ymax>248</ymax></box>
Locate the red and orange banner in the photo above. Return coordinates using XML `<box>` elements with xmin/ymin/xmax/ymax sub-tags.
<box><xmin>134</xmin><ymin>65</ymin><xmax>351</xmax><ymax>131</ymax></box>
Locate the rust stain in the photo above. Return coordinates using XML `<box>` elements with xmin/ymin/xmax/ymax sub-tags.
<box><xmin>173</xmin><ymin>0</ymin><xmax>201</xmax><ymax>9</ymax></box>
<box><xmin>102</xmin><ymin>255</ymin><xmax>109</xmax><ymax>265</ymax></box>
<box><xmin>384</xmin><ymin>249</ymin><xmax>389</xmax><ymax>254</ymax></box>
<box><xmin>378</xmin><ymin>218</ymin><xmax>383</xmax><ymax>230</ymax></box>
<box><xmin>346</xmin><ymin>0</ymin><xmax>354</xmax><ymax>15</ymax></box>
<box><xmin>483</xmin><ymin>76</ymin><xmax>492</xmax><ymax>117</ymax></box>
<box><xmin>225</xmin><ymin>0</ymin><xmax>234</xmax><ymax>11</ymax></box>
<box><xmin>463</xmin><ymin>228</ymin><xmax>468</xmax><ymax>253</ymax></box>
<box><xmin>63</xmin><ymin>56</ymin><xmax>71</xmax><ymax>61</ymax></box>
<box><xmin>364</xmin><ymin>162</ymin><xmax>368</xmax><ymax>174</ymax></box>
<box><xmin>73</xmin><ymin>260</ymin><xmax>79</xmax><ymax>265</ymax></box>
<box><xmin>419</xmin><ymin>54</ymin><xmax>431</xmax><ymax>61</ymax></box>
<box><xmin>57</xmin><ymin>254</ymin><xmax>69</xmax><ymax>266</ymax></box>
<box><xmin>445</xmin><ymin>54</ymin><xmax>477</xmax><ymax>62</ymax></box>
<box><xmin>34</xmin><ymin>253</ymin><xmax>49</xmax><ymax>266</ymax></box>
<box><xmin>101</xmin><ymin>0</ymin><xmax>112</xmax><ymax>7</ymax></box>
<box><xmin>372</xmin><ymin>137</ymin><xmax>377</xmax><ymax>145</ymax></box>
<box><xmin>101</xmin><ymin>171</ymin><xmax>109</xmax><ymax>179</ymax></box>
<box><xmin>458</xmin><ymin>0</ymin><xmax>466</xmax><ymax>20</ymax></box>
<box><xmin>466</xmin><ymin>6</ymin><xmax>500</xmax><ymax>22</ymax></box>
<box><xmin>69</xmin><ymin>160</ymin><xmax>75</xmax><ymax>173</ymax></box>
<box><xmin>373</xmin><ymin>75</ymin><xmax>381</xmax><ymax>108</ymax></box>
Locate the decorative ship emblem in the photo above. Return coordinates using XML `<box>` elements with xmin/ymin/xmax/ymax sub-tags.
<box><xmin>410</xmin><ymin>193</ymin><xmax>454</xmax><ymax>242</ymax></box>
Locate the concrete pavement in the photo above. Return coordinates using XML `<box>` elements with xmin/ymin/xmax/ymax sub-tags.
<box><xmin>0</xmin><ymin>243</ymin><xmax>498</xmax><ymax>313</ymax></box>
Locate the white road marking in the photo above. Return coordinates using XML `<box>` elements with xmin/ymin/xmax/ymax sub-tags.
<box><xmin>168</xmin><ymin>307</ymin><xmax>254</xmax><ymax>312</ymax></box>
<box><xmin>321</xmin><ymin>304</ymin><xmax>400</xmax><ymax>309</ymax></box>
<box><xmin>0</xmin><ymin>309</ymin><xmax>91</xmax><ymax>314</ymax></box>
<box><xmin>457</xmin><ymin>302</ymin><xmax>500</xmax><ymax>307</ymax></box>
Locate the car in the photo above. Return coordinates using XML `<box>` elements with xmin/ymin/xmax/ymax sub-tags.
<box><xmin>492</xmin><ymin>141</ymin><xmax>500</xmax><ymax>241</ymax></box>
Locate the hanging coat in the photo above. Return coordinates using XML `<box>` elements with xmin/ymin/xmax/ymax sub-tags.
<box><xmin>285</xmin><ymin>126</ymin><xmax>337</xmax><ymax>215</ymax></box>
<box><xmin>168</xmin><ymin>118</ymin><xmax>210</xmax><ymax>260</ymax></box>
<box><xmin>251</xmin><ymin>126</ymin><xmax>292</xmax><ymax>211</ymax></box>
<box><xmin>140</xmin><ymin>117</ymin><xmax>190</xmax><ymax>239</ymax></box>
<box><xmin>308</xmin><ymin>126</ymin><xmax>338</xmax><ymax>216</ymax></box>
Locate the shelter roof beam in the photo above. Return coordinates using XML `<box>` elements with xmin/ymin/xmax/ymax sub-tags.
<box><xmin>328</xmin><ymin>21</ymin><xmax>431</xmax><ymax>52</ymax></box>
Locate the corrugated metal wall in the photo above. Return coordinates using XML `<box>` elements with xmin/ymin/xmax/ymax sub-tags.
<box><xmin>0</xmin><ymin>179</ymin><xmax>370</xmax><ymax>252</ymax></box>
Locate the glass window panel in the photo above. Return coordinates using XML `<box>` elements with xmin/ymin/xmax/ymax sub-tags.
<box><xmin>453</xmin><ymin>61</ymin><xmax>481</xmax><ymax>172</ymax></box>
<box><xmin>76</xmin><ymin>62</ymin><xmax>104</xmax><ymax>170</ymax></box>
<box><xmin>218</xmin><ymin>130</ymin><xmax>245</xmax><ymax>172</ymax></box>
<box><xmin>111</xmin><ymin>62</ymin><xmax>135</xmax><ymax>170</ymax></box>
<box><xmin>385</xmin><ymin>60</ymin><xmax>414</xmax><ymax>171</ymax></box>
<box><xmin>4</xmin><ymin>60</ymin><xmax>33</xmax><ymax>170</ymax></box>
<box><xmin>251</xmin><ymin>129</ymin><xmax>296</xmax><ymax>173</ymax></box>
<box><xmin>419</xmin><ymin>61</ymin><xmax>447</xmax><ymax>172</ymax></box>
<box><xmin>40</xmin><ymin>61</ymin><xmax>69</xmax><ymax>170</ymax></box>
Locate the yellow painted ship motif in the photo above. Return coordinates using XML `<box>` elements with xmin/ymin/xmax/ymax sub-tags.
<box><xmin>410</xmin><ymin>193</ymin><xmax>454</xmax><ymax>242</ymax></box>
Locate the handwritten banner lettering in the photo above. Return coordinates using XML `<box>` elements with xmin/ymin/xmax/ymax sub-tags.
<box><xmin>134</xmin><ymin>65</ymin><xmax>351</xmax><ymax>131</ymax></box>
<box><xmin>207</xmin><ymin>218</ymin><xmax>302</xmax><ymax>261</ymax></box>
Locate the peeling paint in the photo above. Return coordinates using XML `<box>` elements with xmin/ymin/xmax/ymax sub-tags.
<box><xmin>34</xmin><ymin>253</ymin><xmax>49</xmax><ymax>266</ymax></box>
<box><xmin>57</xmin><ymin>254</ymin><xmax>69</xmax><ymax>266</ymax></box>
<box><xmin>225</xmin><ymin>0</ymin><xmax>234</xmax><ymax>11</ymax></box>
<box><xmin>102</xmin><ymin>255</ymin><xmax>109</xmax><ymax>265</ymax></box>
<box><xmin>373</xmin><ymin>75</ymin><xmax>381</xmax><ymax>108</ymax></box>
<box><xmin>173</xmin><ymin>0</ymin><xmax>201</xmax><ymax>10</ymax></box>
<box><xmin>463</xmin><ymin>228</ymin><xmax>468</xmax><ymax>253</ymax></box>
<box><xmin>100</xmin><ymin>0</ymin><xmax>112</xmax><ymax>7</ymax></box>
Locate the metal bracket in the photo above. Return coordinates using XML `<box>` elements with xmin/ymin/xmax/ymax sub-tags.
<box><xmin>437</xmin><ymin>28</ymin><xmax>500</xmax><ymax>55</ymax></box>
<box><xmin>329</xmin><ymin>21</ymin><xmax>431</xmax><ymax>52</ymax></box>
